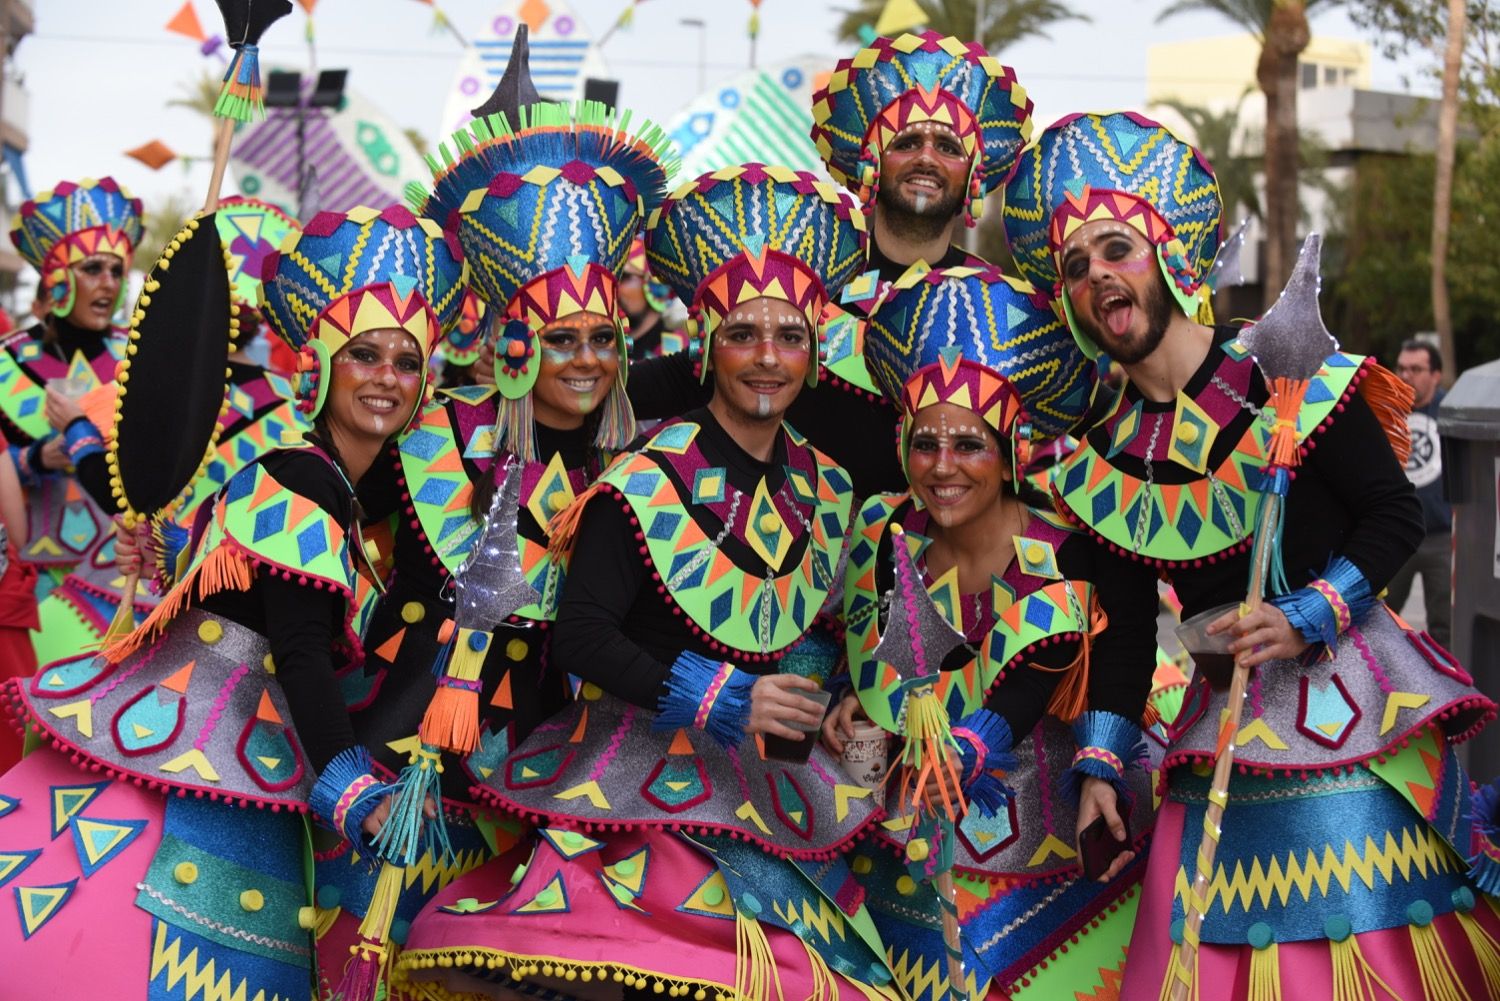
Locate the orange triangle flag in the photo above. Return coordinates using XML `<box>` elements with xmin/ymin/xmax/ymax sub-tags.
<box><xmin>164</xmin><ymin>1</ymin><xmax>207</xmax><ymax>42</ymax></box>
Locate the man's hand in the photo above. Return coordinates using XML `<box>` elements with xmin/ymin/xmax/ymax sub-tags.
<box><xmin>1207</xmin><ymin>603</ymin><xmax>1307</xmax><ymax>668</ymax></box>
<box><xmin>44</xmin><ymin>388</ymin><xmax>86</xmax><ymax>432</ymax></box>
<box><xmin>1076</xmin><ymin>776</ymin><xmax>1134</xmax><ymax>883</ymax></box>
<box><xmin>747</xmin><ymin>674</ymin><xmax>824</xmax><ymax>740</ymax></box>
<box><xmin>820</xmin><ymin>693</ymin><xmax>861</xmax><ymax>754</ymax></box>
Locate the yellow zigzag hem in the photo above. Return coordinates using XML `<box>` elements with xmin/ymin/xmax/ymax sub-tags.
<box><xmin>397</xmin><ymin>945</ymin><xmax>901</xmax><ymax>1001</ymax></box>
<box><xmin>149</xmin><ymin>921</ymin><xmax>301</xmax><ymax>1001</ymax></box>
<box><xmin>1172</xmin><ymin>823</ymin><xmax>1462</xmax><ymax>914</ymax></box>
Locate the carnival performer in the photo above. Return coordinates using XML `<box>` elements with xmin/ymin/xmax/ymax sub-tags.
<box><xmin>0</xmin><ymin>431</ymin><xmax>36</xmax><ymax>772</ymax></box>
<box><xmin>623</xmin><ymin>236</ymin><xmax>685</xmax><ymax>361</ymax></box>
<box><xmin>312</xmin><ymin>90</ymin><xmax>676</xmax><ymax>978</ymax></box>
<box><xmin>4</xmin><ymin>177</ymin><xmax>149</xmax><ymax>665</ymax></box>
<box><xmin>0</xmin><ymin>205</ymin><xmax>465</xmax><ymax>1000</ymax></box>
<box><xmin>823</xmin><ymin>262</ymin><xmax>1156</xmax><ymax>1001</ymax></box>
<box><xmin>625</xmin><ymin>32</ymin><xmax>1032</xmax><ymax>498</ymax></box>
<box><xmin>1004</xmin><ymin>110</ymin><xmax>1500</xmax><ymax>1000</ymax></box>
<box><xmin>395</xmin><ymin>163</ymin><xmax>896</xmax><ymax>1000</ymax></box>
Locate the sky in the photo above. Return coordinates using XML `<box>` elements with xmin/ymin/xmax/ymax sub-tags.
<box><xmin>14</xmin><ymin>0</ymin><xmax>1432</xmax><ymax>215</ymax></box>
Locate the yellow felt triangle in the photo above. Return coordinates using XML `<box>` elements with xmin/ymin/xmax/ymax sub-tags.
<box><xmin>552</xmin><ymin>781</ymin><xmax>611</xmax><ymax>810</ymax></box>
<box><xmin>158</xmin><ymin>749</ymin><xmax>221</xmax><ymax>782</ymax></box>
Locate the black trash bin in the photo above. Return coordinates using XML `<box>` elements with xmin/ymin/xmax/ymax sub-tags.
<box><xmin>1439</xmin><ymin>358</ymin><xmax>1500</xmax><ymax>779</ymax></box>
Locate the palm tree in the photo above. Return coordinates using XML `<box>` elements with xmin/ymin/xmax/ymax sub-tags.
<box><xmin>1159</xmin><ymin>0</ymin><xmax>1335</xmax><ymax>308</ymax></box>
<box><xmin>833</xmin><ymin>0</ymin><xmax>1088</xmax><ymax>53</ymax></box>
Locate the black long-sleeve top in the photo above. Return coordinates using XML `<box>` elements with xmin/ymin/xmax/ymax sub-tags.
<box><xmin>1072</xmin><ymin>326</ymin><xmax>1423</xmax><ymax>727</ymax></box>
<box><xmin>625</xmin><ymin>241</ymin><xmax>978</xmax><ymax>499</ymax></box>
<box><xmin>868</xmin><ymin>495</ymin><xmax>1159</xmax><ymax>741</ymax></box>
<box><xmin>199</xmin><ymin>447</ymin><xmax>360</xmax><ymax>772</ymax></box>
<box><xmin>1089</xmin><ymin>327</ymin><xmax>1423</xmax><ymax>622</ymax></box>
<box><xmin>550</xmin><ymin>408</ymin><xmax>813</xmax><ymax>709</ymax></box>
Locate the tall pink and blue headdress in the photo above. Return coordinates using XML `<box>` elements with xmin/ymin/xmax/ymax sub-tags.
<box><xmin>864</xmin><ymin>263</ymin><xmax>1097</xmax><ymax>471</ymax></box>
<box><xmin>411</xmin><ymin>100</ymin><xmax>676</xmax><ymax>461</ymax></box>
<box><xmin>259</xmin><ymin>205</ymin><xmax>467</xmax><ymax>428</ymax></box>
<box><xmin>11</xmin><ymin>177</ymin><xmax>144</xmax><ymax>318</ymax></box>
<box><xmin>1003</xmin><ymin>111</ymin><xmax>1222</xmax><ymax>357</ymax></box>
<box><xmin>644</xmin><ymin>163</ymin><xmax>868</xmax><ymax>386</ymax></box>
<box><xmin>810</xmin><ymin>31</ymin><xmax>1033</xmax><ymax>224</ymax></box>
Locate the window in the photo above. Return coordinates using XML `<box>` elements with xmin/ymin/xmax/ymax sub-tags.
<box><xmin>1300</xmin><ymin>62</ymin><xmax>1319</xmax><ymax>88</ymax></box>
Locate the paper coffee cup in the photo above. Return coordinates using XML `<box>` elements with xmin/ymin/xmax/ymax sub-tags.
<box><xmin>840</xmin><ymin>720</ymin><xmax>889</xmax><ymax>789</ymax></box>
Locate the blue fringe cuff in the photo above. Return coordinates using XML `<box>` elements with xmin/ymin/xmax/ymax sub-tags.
<box><xmin>309</xmin><ymin>745</ymin><xmax>389</xmax><ymax>849</ymax></box>
<box><xmin>1270</xmin><ymin>556</ymin><xmax>1374</xmax><ymax>657</ymax></box>
<box><xmin>952</xmin><ymin>709</ymin><xmax>1017</xmax><ymax>818</ymax></box>
<box><xmin>653</xmin><ymin>651</ymin><xmax>754</xmax><ymax>748</ymax></box>
<box><xmin>10</xmin><ymin>442</ymin><xmax>40</xmax><ymax>488</ymax></box>
<box><xmin>1061</xmin><ymin>710</ymin><xmax>1144</xmax><ymax>804</ymax></box>
<box><xmin>1468</xmin><ymin>779</ymin><xmax>1500</xmax><ymax>896</ymax></box>
<box><xmin>62</xmin><ymin>417</ymin><xmax>104</xmax><ymax>463</ymax></box>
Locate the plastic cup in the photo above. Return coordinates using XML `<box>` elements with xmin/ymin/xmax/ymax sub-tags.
<box><xmin>840</xmin><ymin>720</ymin><xmax>890</xmax><ymax>789</ymax></box>
<box><xmin>45</xmin><ymin>376</ymin><xmax>91</xmax><ymax>400</ymax></box>
<box><xmin>762</xmin><ymin>688</ymin><xmax>833</xmax><ymax>762</ymax></box>
<box><xmin>1173</xmin><ymin>601</ymin><xmax>1241</xmax><ymax>690</ymax></box>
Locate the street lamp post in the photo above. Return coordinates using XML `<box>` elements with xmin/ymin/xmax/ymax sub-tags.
<box><xmin>264</xmin><ymin>68</ymin><xmax>347</xmax><ymax>222</ymax></box>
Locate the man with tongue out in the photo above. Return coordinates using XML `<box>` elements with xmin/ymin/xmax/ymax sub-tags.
<box><xmin>627</xmin><ymin>30</ymin><xmax>1034</xmax><ymax>498</ymax></box>
<box><xmin>1006</xmin><ymin>112</ymin><xmax>1500</xmax><ymax>1001</ymax></box>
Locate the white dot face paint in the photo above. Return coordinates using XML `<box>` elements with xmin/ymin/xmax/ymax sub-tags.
<box><xmin>325</xmin><ymin>327</ymin><xmax>425</xmax><ymax>444</ymax></box>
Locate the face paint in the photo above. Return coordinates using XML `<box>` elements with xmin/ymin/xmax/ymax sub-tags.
<box><xmin>709</xmin><ymin>294</ymin><xmax>811</xmax><ymax>426</ymax></box>
<box><xmin>1059</xmin><ymin>219</ymin><xmax>1175</xmax><ymax>364</ymax></box>
<box><xmin>531</xmin><ymin>312</ymin><xmax>621</xmax><ymax>430</ymax></box>
<box><xmin>906</xmin><ymin>403</ymin><xmax>1009</xmax><ymax>528</ymax></box>
<box><xmin>324</xmin><ymin>328</ymin><xmax>425</xmax><ymax>443</ymax></box>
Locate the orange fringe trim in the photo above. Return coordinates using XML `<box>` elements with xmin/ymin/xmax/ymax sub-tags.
<box><xmin>1356</xmin><ymin>361</ymin><xmax>1414</xmax><ymax>466</ymax></box>
<box><xmin>545</xmin><ymin>482</ymin><xmax>606</xmax><ymax>560</ymax></box>
<box><xmin>102</xmin><ymin>544</ymin><xmax>255</xmax><ymax>663</ymax></box>
<box><xmin>1036</xmin><ymin>591</ymin><xmax>1107</xmax><ymax>724</ymax></box>
<box><xmin>1265</xmin><ymin>376</ymin><xmax>1311</xmax><ymax>469</ymax></box>
<box><xmin>419</xmin><ymin>685</ymin><xmax>480</xmax><ymax>755</ymax></box>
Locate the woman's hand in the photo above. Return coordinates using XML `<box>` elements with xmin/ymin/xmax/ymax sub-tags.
<box><xmin>1207</xmin><ymin>604</ymin><xmax>1307</xmax><ymax>669</ymax></box>
<box><xmin>820</xmin><ymin>693</ymin><xmax>861</xmax><ymax>754</ymax></box>
<box><xmin>473</xmin><ymin>339</ymin><xmax>496</xmax><ymax>387</ymax></box>
<box><xmin>38</xmin><ymin>437</ymin><xmax>69</xmax><ymax>471</ymax></box>
<box><xmin>360</xmin><ymin>793</ymin><xmax>439</xmax><ymax>839</ymax></box>
<box><xmin>1076</xmin><ymin>776</ymin><xmax>1134</xmax><ymax>883</ymax></box>
<box><xmin>44</xmin><ymin>388</ymin><xmax>86</xmax><ymax>433</ymax></box>
<box><xmin>112</xmin><ymin>516</ymin><xmax>148</xmax><ymax>577</ymax></box>
<box><xmin>746</xmin><ymin>674</ymin><xmax>824</xmax><ymax>740</ymax></box>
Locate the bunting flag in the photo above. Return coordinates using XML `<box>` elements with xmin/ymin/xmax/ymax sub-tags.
<box><xmin>124</xmin><ymin>141</ymin><xmax>177</xmax><ymax>171</ymax></box>
<box><xmin>437</xmin><ymin>0</ymin><xmax>608</xmax><ymax>137</ymax></box>
<box><xmin>875</xmin><ymin>0</ymin><xmax>929</xmax><ymax>35</ymax></box>
<box><xmin>164</xmin><ymin>1</ymin><xmax>207</xmax><ymax>42</ymax></box>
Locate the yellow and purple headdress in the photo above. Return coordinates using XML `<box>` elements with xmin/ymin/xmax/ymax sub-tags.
<box><xmin>810</xmin><ymin>31</ymin><xmax>1033</xmax><ymax>224</ymax></box>
<box><xmin>1003</xmin><ymin>112</ymin><xmax>1222</xmax><ymax>356</ymax></box>
<box><xmin>412</xmin><ymin>101</ymin><xmax>675</xmax><ymax>459</ymax></box>
<box><xmin>259</xmin><ymin>205</ymin><xmax>467</xmax><ymax>427</ymax></box>
<box><xmin>644</xmin><ymin>163</ymin><xmax>868</xmax><ymax>386</ymax></box>
<box><xmin>864</xmin><ymin>263</ymin><xmax>1097</xmax><ymax>469</ymax></box>
<box><xmin>10</xmin><ymin>177</ymin><xmax>144</xmax><ymax>318</ymax></box>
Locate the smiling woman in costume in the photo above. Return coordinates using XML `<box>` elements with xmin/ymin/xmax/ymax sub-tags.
<box><xmin>395</xmin><ymin>164</ymin><xmax>898</xmax><ymax>1000</ymax></box>
<box><xmin>316</xmin><ymin>92</ymin><xmax>675</xmax><ymax>974</ymax></box>
<box><xmin>828</xmin><ymin>263</ymin><xmax>1161</xmax><ymax>1001</ymax></box>
<box><xmin>4</xmin><ymin>178</ymin><xmax>150</xmax><ymax>666</ymax></box>
<box><xmin>0</xmin><ymin>205</ymin><xmax>464</xmax><ymax>1000</ymax></box>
